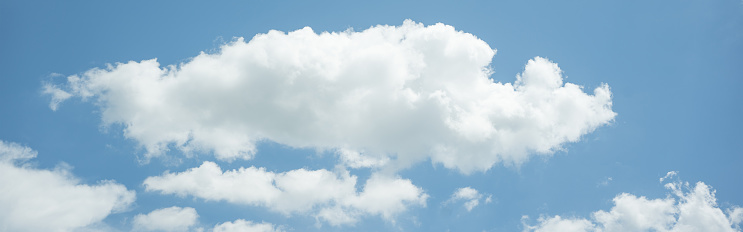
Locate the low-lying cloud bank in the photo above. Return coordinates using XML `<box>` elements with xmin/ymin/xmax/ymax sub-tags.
<box><xmin>132</xmin><ymin>206</ymin><xmax>199</xmax><ymax>232</ymax></box>
<box><xmin>132</xmin><ymin>206</ymin><xmax>284</xmax><ymax>232</ymax></box>
<box><xmin>0</xmin><ymin>140</ymin><xmax>135</xmax><ymax>232</ymax></box>
<box><xmin>143</xmin><ymin>161</ymin><xmax>428</xmax><ymax>226</ymax></box>
<box><xmin>46</xmin><ymin>20</ymin><xmax>615</xmax><ymax>173</ymax></box>
<box><xmin>522</xmin><ymin>172</ymin><xmax>743</xmax><ymax>232</ymax></box>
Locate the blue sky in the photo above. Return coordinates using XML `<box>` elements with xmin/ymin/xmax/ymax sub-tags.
<box><xmin>1</xmin><ymin>1</ymin><xmax>742</xmax><ymax>231</ymax></box>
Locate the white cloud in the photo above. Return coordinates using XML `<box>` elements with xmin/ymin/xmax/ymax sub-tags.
<box><xmin>593</xmin><ymin>193</ymin><xmax>677</xmax><ymax>231</ymax></box>
<box><xmin>522</xmin><ymin>215</ymin><xmax>596</xmax><ymax>232</ymax></box>
<box><xmin>0</xmin><ymin>140</ymin><xmax>37</xmax><ymax>163</ymax></box>
<box><xmin>339</xmin><ymin>174</ymin><xmax>429</xmax><ymax>222</ymax></box>
<box><xmin>131</xmin><ymin>207</ymin><xmax>283</xmax><ymax>232</ymax></box>
<box><xmin>143</xmin><ymin>162</ymin><xmax>355</xmax><ymax>214</ymax></box>
<box><xmin>143</xmin><ymin>161</ymin><xmax>427</xmax><ymax>226</ymax></box>
<box><xmin>446</xmin><ymin>187</ymin><xmax>491</xmax><ymax>211</ymax></box>
<box><xmin>0</xmin><ymin>140</ymin><xmax>136</xmax><ymax>232</ymax></box>
<box><xmin>337</xmin><ymin>148</ymin><xmax>390</xmax><ymax>169</ymax></box>
<box><xmin>598</xmin><ymin>177</ymin><xmax>612</xmax><ymax>187</ymax></box>
<box><xmin>42</xmin><ymin>83</ymin><xmax>72</xmax><ymax>111</ymax></box>
<box><xmin>729</xmin><ymin>208</ymin><xmax>743</xmax><ymax>228</ymax></box>
<box><xmin>523</xmin><ymin>172</ymin><xmax>743</xmax><ymax>232</ymax></box>
<box><xmin>48</xmin><ymin>20</ymin><xmax>615</xmax><ymax>173</ymax></box>
<box><xmin>660</xmin><ymin>171</ymin><xmax>678</xmax><ymax>183</ymax></box>
<box><xmin>132</xmin><ymin>206</ymin><xmax>199</xmax><ymax>232</ymax></box>
<box><xmin>212</xmin><ymin>219</ymin><xmax>283</xmax><ymax>232</ymax></box>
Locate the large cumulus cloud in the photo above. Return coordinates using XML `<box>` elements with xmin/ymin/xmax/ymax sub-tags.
<box><xmin>47</xmin><ymin>20</ymin><xmax>615</xmax><ymax>173</ymax></box>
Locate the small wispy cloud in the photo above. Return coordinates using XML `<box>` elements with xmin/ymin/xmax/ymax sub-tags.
<box><xmin>42</xmin><ymin>84</ymin><xmax>71</xmax><ymax>111</ymax></box>
<box><xmin>659</xmin><ymin>171</ymin><xmax>677</xmax><ymax>183</ymax></box>
<box><xmin>597</xmin><ymin>177</ymin><xmax>613</xmax><ymax>187</ymax></box>
<box><xmin>445</xmin><ymin>187</ymin><xmax>492</xmax><ymax>211</ymax></box>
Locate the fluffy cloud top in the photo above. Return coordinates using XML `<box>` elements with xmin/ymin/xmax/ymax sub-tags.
<box><xmin>523</xmin><ymin>173</ymin><xmax>743</xmax><ymax>232</ymax></box>
<box><xmin>0</xmin><ymin>140</ymin><xmax>136</xmax><ymax>232</ymax></box>
<box><xmin>132</xmin><ymin>206</ymin><xmax>199</xmax><ymax>232</ymax></box>
<box><xmin>47</xmin><ymin>20</ymin><xmax>615</xmax><ymax>173</ymax></box>
<box><xmin>143</xmin><ymin>161</ymin><xmax>427</xmax><ymax>226</ymax></box>
<box><xmin>213</xmin><ymin>219</ymin><xmax>283</xmax><ymax>232</ymax></box>
<box><xmin>446</xmin><ymin>187</ymin><xmax>491</xmax><ymax>211</ymax></box>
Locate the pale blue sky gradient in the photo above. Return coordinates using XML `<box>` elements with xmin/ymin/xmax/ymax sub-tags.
<box><xmin>1</xmin><ymin>1</ymin><xmax>742</xmax><ymax>231</ymax></box>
